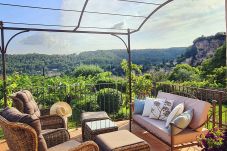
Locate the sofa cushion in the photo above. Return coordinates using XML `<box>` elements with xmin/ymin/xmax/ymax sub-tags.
<box><xmin>168</xmin><ymin>109</ymin><xmax>193</xmax><ymax>135</ymax></box>
<box><xmin>1</xmin><ymin>107</ymin><xmax>47</xmax><ymax>151</ymax></box>
<box><xmin>142</xmin><ymin>99</ymin><xmax>154</xmax><ymax>117</ymax></box>
<box><xmin>12</xmin><ymin>90</ymin><xmax>41</xmax><ymax>117</ymax></box>
<box><xmin>134</xmin><ymin>99</ymin><xmax>145</xmax><ymax>115</ymax></box>
<box><xmin>148</xmin><ymin>99</ymin><xmax>165</xmax><ymax>119</ymax></box>
<box><xmin>157</xmin><ymin>92</ymin><xmax>211</xmax><ymax>131</ymax></box>
<box><xmin>159</xmin><ymin>99</ymin><xmax>174</xmax><ymax>120</ymax></box>
<box><xmin>186</xmin><ymin>100</ymin><xmax>211</xmax><ymax>130</ymax></box>
<box><xmin>48</xmin><ymin>140</ymin><xmax>80</xmax><ymax>151</ymax></box>
<box><xmin>165</xmin><ymin>103</ymin><xmax>184</xmax><ymax>127</ymax></box>
<box><xmin>133</xmin><ymin>114</ymin><xmax>208</xmax><ymax>145</ymax></box>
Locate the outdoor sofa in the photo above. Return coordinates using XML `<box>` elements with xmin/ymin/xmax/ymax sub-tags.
<box><xmin>131</xmin><ymin>91</ymin><xmax>216</xmax><ymax>151</ymax></box>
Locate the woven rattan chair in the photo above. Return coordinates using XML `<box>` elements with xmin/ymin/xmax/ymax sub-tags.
<box><xmin>11</xmin><ymin>90</ymin><xmax>66</xmax><ymax>130</ymax></box>
<box><xmin>0</xmin><ymin>115</ymin><xmax>99</xmax><ymax>151</ymax></box>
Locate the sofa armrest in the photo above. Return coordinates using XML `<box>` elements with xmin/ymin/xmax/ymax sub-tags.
<box><xmin>169</xmin><ymin>122</ymin><xmax>185</xmax><ymax>131</ymax></box>
<box><xmin>69</xmin><ymin>141</ymin><xmax>99</xmax><ymax>151</ymax></box>
<box><xmin>40</xmin><ymin>115</ymin><xmax>66</xmax><ymax>129</ymax></box>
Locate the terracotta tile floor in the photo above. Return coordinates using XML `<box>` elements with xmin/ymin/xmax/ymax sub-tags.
<box><xmin>0</xmin><ymin>120</ymin><xmax>202</xmax><ymax>151</ymax></box>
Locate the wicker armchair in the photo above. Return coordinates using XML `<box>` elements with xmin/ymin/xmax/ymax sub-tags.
<box><xmin>0</xmin><ymin>115</ymin><xmax>99</xmax><ymax>151</ymax></box>
<box><xmin>11</xmin><ymin>90</ymin><xmax>66</xmax><ymax>130</ymax></box>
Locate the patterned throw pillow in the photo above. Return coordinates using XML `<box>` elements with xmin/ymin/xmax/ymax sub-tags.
<box><xmin>159</xmin><ymin>99</ymin><xmax>174</xmax><ymax>120</ymax></box>
<box><xmin>149</xmin><ymin>99</ymin><xmax>173</xmax><ymax>120</ymax></box>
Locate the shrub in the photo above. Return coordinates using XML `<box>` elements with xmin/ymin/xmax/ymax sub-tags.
<box><xmin>97</xmin><ymin>88</ymin><xmax>122</xmax><ymax>114</ymax></box>
<box><xmin>74</xmin><ymin>65</ymin><xmax>104</xmax><ymax>77</ymax></box>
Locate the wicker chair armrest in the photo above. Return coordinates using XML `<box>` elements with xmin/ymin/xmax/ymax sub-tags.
<box><xmin>40</xmin><ymin>115</ymin><xmax>66</xmax><ymax>129</ymax></box>
<box><xmin>40</xmin><ymin>108</ymin><xmax>50</xmax><ymax>116</ymax></box>
<box><xmin>69</xmin><ymin>141</ymin><xmax>99</xmax><ymax>151</ymax></box>
<box><xmin>42</xmin><ymin>128</ymin><xmax>70</xmax><ymax>148</ymax></box>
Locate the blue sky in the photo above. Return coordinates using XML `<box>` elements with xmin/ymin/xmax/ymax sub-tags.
<box><xmin>0</xmin><ymin>0</ymin><xmax>225</xmax><ymax>54</ymax></box>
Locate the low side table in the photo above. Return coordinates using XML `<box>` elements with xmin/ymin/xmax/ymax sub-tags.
<box><xmin>81</xmin><ymin>111</ymin><xmax>109</xmax><ymax>141</ymax></box>
<box><xmin>84</xmin><ymin>119</ymin><xmax>118</xmax><ymax>141</ymax></box>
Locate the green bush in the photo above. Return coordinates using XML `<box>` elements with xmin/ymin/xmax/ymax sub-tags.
<box><xmin>74</xmin><ymin>65</ymin><xmax>104</xmax><ymax>77</ymax></box>
<box><xmin>97</xmin><ymin>88</ymin><xmax>122</xmax><ymax>114</ymax></box>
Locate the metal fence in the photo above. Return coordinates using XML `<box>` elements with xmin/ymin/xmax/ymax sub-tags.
<box><xmin>10</xmin><ymin>82</ymin><xmax>129</xmax><ymax>127</ymax></box>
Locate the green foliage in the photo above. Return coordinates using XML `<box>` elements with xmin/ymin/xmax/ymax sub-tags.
<box><xmin>148</xmin><ymin>71</ymin><xmax>169</xmax><ymax>82</ymax></box>
<box><xmin>133</xmin><ymin>75</ymin><xmax>152</xmax><ymax>99</ymax></box>
<box><xmin>74</xmin><ymin>65</ymin><xmax>104</xmax><ymax>77</ymax></box>
<box><xmin>169</xmin><ymin>64</ymin><xmax>201</xmax><ymax>82</ymax></box>
<box><xmin>201</xmin><ymin>44</ymin><xmax>226</xmax><ymax>75</ymax></box>
<box><xmin>97</xmin><ymin>88</ymin><xmax>122</xmax><ymax>114</ymax></box>
<box><xmin>0</xmin><ymin>48</ymin><xmax>186</xmax><ymax>76</ymax></box>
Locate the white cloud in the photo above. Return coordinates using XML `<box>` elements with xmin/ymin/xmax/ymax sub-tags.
<box><xmin>9</xmin><ymin>0</ymin><xmax>225</xmax><ymax>54</ymax></box>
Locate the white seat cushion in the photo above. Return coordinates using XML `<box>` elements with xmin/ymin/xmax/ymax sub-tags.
<box><xmin>133</xmin><ymin>114</ymin><xmax>208</xmax><ymax>145</ymax></box>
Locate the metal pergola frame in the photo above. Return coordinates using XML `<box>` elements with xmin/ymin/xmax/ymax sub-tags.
<box><xmin>0</xmin><ymin>0</ymin><xmax>173</xmax><ymax>131</ymax></box>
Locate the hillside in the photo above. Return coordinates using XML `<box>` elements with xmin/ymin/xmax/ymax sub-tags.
<box><xmin>1</xmin><ymin>47</ymin><xmax>186</xmax><ymax>75</ymax></box>
<box><xmin>177</xmin><ymin>32</ymin><xmax>226</xmax><ymax>66</ymax></box>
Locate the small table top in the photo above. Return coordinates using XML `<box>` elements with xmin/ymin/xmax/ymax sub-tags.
<box><xmin>86</xmin><ymin>119</ymin><xmax>117</xmax><ymax>131</ymax></box>
<box><xmin>81</xmin><ymin>111</ymin><xmax>109</xmax><ymax>122</ymax></box>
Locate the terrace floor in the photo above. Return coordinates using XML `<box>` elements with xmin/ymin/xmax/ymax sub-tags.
<box><xmin>0</xmin><ymin>120</ymin><xmax>202</xmax><ymax>151</ymax></box>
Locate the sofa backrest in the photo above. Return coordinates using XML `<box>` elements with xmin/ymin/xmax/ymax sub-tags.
<box><xmin>157</xmin><ymin>91</ymin><xmax>211</xmax><ymax>131</ymax></box>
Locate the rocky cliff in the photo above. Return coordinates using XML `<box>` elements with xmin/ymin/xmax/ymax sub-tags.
<box><xmin>181</xmin><ymin>32</ymin><xmax>226</xmax><ymax>66</ymax></box>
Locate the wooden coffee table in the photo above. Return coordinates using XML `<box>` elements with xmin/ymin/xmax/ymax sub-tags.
<box><xmin>84</xmin><ymin>119</ymin><xmax>118</xmax><ymax>141</ymax></box>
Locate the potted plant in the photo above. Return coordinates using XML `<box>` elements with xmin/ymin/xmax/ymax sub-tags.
<box><xmin>198</xmin><ymin>128</ymin><xmax>227</xmax><ymax>151</ymax></box>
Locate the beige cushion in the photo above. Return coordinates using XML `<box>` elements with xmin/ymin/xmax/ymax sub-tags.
<box><xmin>186</xmin><ymin>100</ymin><xmax>211</xmax><ymax>130</ymax></box>
<box><xmin>96</xmin><ymin>130</ymin><xmax>145</xmax><ymax>150</ymax></box>
<box><xmin>157</xmin><ymin>92</ymin><xmax>211</xmax><ymax>131</ymax></box>
<box><xmin>12</xmin><ymin>90</ymin><xmax>41</xmax><ymax>117</ymax></box>
<box><xmin>48</xmin><ymin>140</ymin><xmax>80</xmax><ymax>151</ymax></box>
<box><xmin>168</xmin><ymin>109</ymin><xmax>193</xmax><ymax>135</ymax></box>
<box><xmin>81</xmin><ymin>111</ymin><xmax>109</xmax><ymax>122</ymax></box>
<box><xmin>165</xmin><ymin>103</ymin><xmax>184</xmax><ymax>127</ymax></box>
<box><xmin>133</xmin><ymin>114</ymin><xmax>208</xmax><ymax>145</ymax></box>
